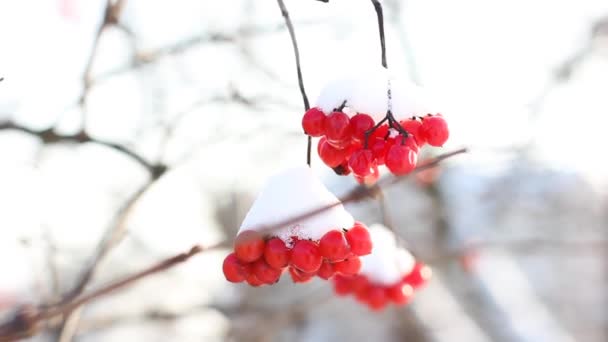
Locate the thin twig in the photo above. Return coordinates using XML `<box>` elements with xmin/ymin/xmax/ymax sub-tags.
<box><xmin>276</xmin><ymin>0</ymin><xmax>312</xmax><ymax>166</ymax></box>
<box><xmin>0</xmin><ymin>121</ymin><xmax>166</xmax><ymax>178</ymax></box>
<box><xmin>371</xmin><ymin>0</ymin><xmax>387</xmax><ymax>68</ymax></box>
<box><xmin>0</xmin><ymin>245</ymin><xmax>209</xmax><ymax>342</ymax></box>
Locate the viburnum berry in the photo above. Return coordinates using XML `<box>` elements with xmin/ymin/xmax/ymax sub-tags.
<box><xmin>252</xmin><ymin>258</ymin><xmax>282</xmax><ymax>284</ymax></box>
<box><xmin>400</xmin><ymin>118</ymin><xmax>427</xmax><ymax>146</ymax></box>
<box><xmin>325</xmin><ymin>112</ymin><xmax>352</xmax><ymax>148</ymax></box>
<box><xmin>317</xmin><ymin>261</ymin><xmax>335</xmax><ymax>280</ymax></box>
<box><xmin>264</xmin><ymin>238</ymin><xmax>290</xmax><ymax>269</ymax></box>
<box><xmin>403</xmin><ymin>262</ymin><xmax>432</xmax><ymax>289</ymax></box>
<box><xmin>318</xmin><ymin>137</ymin><xmax>348</xmax><ymax>168</ymax></box>
<box><xmin>369</xmin><ymin>124</ymin><xmax>389</xmax><ymax>141</ymax></box>
<box><xmin>345</xmin><ymin>223</ymin><xmax>372</xmax><ymax>256</ymax></box>
<box><xmin>354</xmin><ymin>164</ymin><xmax>379</xmax><ymax>185</ymax></box>
<box><xmin>290</xmin><ymin>240</ymin><xmax>323</xmax><ymax>273</ymax></box>
<box><xmin>385</xmin><ymin>144</ymin><xmax>418</xmax><ymax>175</ymax></box>
<box><xmin>370</xmin><ymin>139</ymin><xmax>390</xmax><ymax>165</ymax></box>
<box><xmin>348</xmin><ymin>149</ymin><xmax>375</xmax><ymax>177</ymax></box>
<box><xmin>319</xmin><ymin>230</ymin><xmax>350</xmax><ymax>261</ymax></box>
<box><xmin>334</xmin><ymin>256</ymin><xmax>361</xmax><ymax>276</ymax></box>
<box><xmin>302</xmin><ymin>107</ymin><xmax>326</xmax><ymax>137</ymax></box>
<box><xmin>246</xmin><ymin>272</ymin><xmax>265</xmax><ymax>287</ymax></box>
<box><xmin>387</xmin><ymin>282</ymin><xmax>413</xmax><ymax>304</ymax></box>
<box><xmin>420</xmin><ymin>114</ymin><xmax>449</xmax><ymax>147</ymax></box>
<box><xmin>367</xmin><ymin>286</ymin><xmax>388</xmax><ymax>311</ymax></box>
<box><xmin>222</xmin><ymin>253</ymin><xmax>246</xmax><ymax>283</ymax></box>
<box><xmin>234</xmin><ymin>230</ymin><xmax>265</xmax><ymax>263</ymax></box>
<box><xmin>332</xmin><ymin>160</ymin><xmax>352</xmax><ymax>175</ymax></box>
<box><xmin>350</xmin><ymin>113</ymin><xmax>375</xmax><ymax>143</ymax></box>
<box><xmin>289</xmin><ymin>266</ymin><xmax>314</xmax><ymax>283</ymax></box>
<box><xmin>333</xmin><ymin>275</ymin><xmax>353</xmax><ymax>295</ymax></box>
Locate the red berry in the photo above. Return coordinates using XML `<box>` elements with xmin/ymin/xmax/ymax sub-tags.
<box><xmin>385</xmin><ymin>144</ymin><xmax>418</xmax><ymax>175</ymax></box>
<box><xmin>348</xmin><ymin>149</ymin><xmax>375</xmax><ymax>177</ymax></box>
<box><xmin>400</xmin><ymin>118</ymin><xmax>427</xmax><ymax>146</ymax></box>
<box><xmin>370</xmin><ymin>139</ymin><xmax>390</xmax><ymax>165</ymax></box>
<box><xmin>252</xmin><ymin>258</ymin><xmax>282</xmax><ymax>284</ymax></box>
<box><xmin>403</xmin><ymin>262</ymin><xmax>432</xmax><ymax>288</ymax></box>
<box><xmin>369</xmin><ymin>124</ymin><xmax>389</xmax><ymax>141</ymax></box>
<box><xmin>319</xmin><ymin>230</ymin><xmax>351</xmax><ymax>261</ymax></box>
<box><xmin>332</xmin><ymin>160</ymin><xmax>352</xmax><ymax>175</ymax></box>
<box><xmin>290</xmin><ymin>240</ymin><xmax>323</xmax><ymax>273</ymax></box>
<box><xmin>345</xmin><ymin>224</ymin><xmax>372</xmax><ymax>256</ymax></box>
<box><xmin>420</xmin><ymin>115</ymin><xmax>449</xmax><ymax>147</ymax></box>
<box><xmin>367</xmin><ymin>286</ymin><xmax>388</xmax><ymax>311</ymax></box>
<box><xmin>302</xmin><ymin>108</ymin><xmax>326</xmax><ymax>137</ymax></box>
<box><xmin>325</xmin><ymin>112</ymin><xmax>352</xmax><ymax>147</ymax></box>
<box><xmin>333</xmin><ymin>275</ymin><xmax>353</xmax><ymax>295</ymax></box>
<box><xmin>387</xmin><ymin>282</ymin><xmax>413</xmax><ymax>304</ymax></box>
<box><xmin>334</xmin><ymin>256</ymin><xmax>361</xmax><ymax>276</ymax></box>
<box><xmin>350</xmin><ymin>114</ymin><xmax>375</xmax><ymax>143</ymax></box>
<box><xmin>234</xmin><ymin>230</ymin><xmax>265</xmax><ymax>263</ymax></box>
<box><xmin>245</xmin><ymin>272</ymin><xmax>264</xmax><ymax>287</ymax></box>
<box><xmin>353</xmin><ymin>278</ymin><xmax>371</xmax><ymax>303</ymax></box>
<box><xmin>288</xmin><ymin>266</ymin><xmax>314</xmax><ymax>283</ymax></box>
<box><xmin>318</xmin><ymin>137</ymin><xmax>348</xmax><ymax>168</ymax></box>
<box><xmin>354</xmin><ymin>164</ymin><xmax>379</xmax><ymax>185</ymax></box>
<box><xmin>264</xmin><ymin>238</ymin><xmax>290</xmax><ymax>269</ymax></box>
<box><xmin>317</xmin><ymin>261</ymin><xmax>335</xmax><ymax>280</ymax></box>
<box><xmin>222</xmin><ymin>253</ymin><xmax>246</xmax><ymax>283</ymax></box>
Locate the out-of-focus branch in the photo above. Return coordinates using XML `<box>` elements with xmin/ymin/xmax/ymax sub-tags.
<box><xmin>0</xmin><ymin>121</ymin><xmax>167</xmax><ymax>178</ymax></box>
<box><xmin>79</xmin><ymin>0</ymin><xmax>129</xmax><ymax>128</ymax></box>
<box><xmin>0</xmin><ymin>245</ymin><xmax>208</xmax><ymax>342</ymax></box>
<box><xmin>276</xmin><ymin>0</ymin><xmax>312</xmax><ymax>166</ymax></box>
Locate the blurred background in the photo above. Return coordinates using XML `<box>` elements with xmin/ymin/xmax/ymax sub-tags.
<box><xmin>1</xmin><ymin>0</ymin><xmax>607</xmax><ymax>341</ymax></box>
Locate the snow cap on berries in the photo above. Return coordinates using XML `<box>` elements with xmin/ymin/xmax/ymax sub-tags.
<box><xmin>359</xmin><ymin>224</ymin><xmax>415</xmax><ymax>285</ymax></box>
<box><xmin>239</xmin><ymin>166</ymin><xmax>355</xmax><ymax>245</ymax></box>
<box><xmin>314</xmin><ymin>66</ymin><xmax>440</xmax><ymax>121</ymax></box>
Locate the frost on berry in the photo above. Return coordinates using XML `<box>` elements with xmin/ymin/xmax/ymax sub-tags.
<box><xmin>331</xmin><ymin>224</ymin><xmax>430</xmax><ymax>311</ymax></box>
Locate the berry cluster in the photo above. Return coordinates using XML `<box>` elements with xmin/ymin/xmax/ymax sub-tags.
<box><xmin>302</xmin><ymin>108</ymin><xmax>449</xmax><ymax>184</ymax></box>
<box><xmin>332</xmin><ymin>262</ymin><xmax>431</xmax><ymax>311</ymax></box>
<box><xmin>222</xmin><ymin>222</ymin><xmax>372</xmax><ymax>286</ymax></box>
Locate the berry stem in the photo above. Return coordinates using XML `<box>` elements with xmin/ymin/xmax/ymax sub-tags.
<box><xmin>371</xmin><ymin>0</ymin><xmax>387</xmax><ymax>68</ymax></box>
<box><xmin>364</xmin><ymin>115</ymin><xmax>389</xmax><ymax>149</ymax></box>
<box><xmin>276</xmin><ymin>0</ymin><xmax>312</xmax><ymax>166</ymax></box>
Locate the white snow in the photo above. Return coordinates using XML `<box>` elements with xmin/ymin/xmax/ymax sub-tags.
<box><xmin>359</xmin><ymin>224</ymin><xmax>415</xmax><ymax>285</ymax></box>
<box><xmin>238</xmin><ymin>166</ymin><xmax>355</xmax><ymax>246</ymax></box>
<box><xmin>313</xmin><ymin>67</ymin><xmax>441</xmax><ymax>122</ymax></box>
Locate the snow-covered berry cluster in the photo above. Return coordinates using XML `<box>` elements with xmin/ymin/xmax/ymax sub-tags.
<box><xmin>303</xmin><ymin>70</ymin><xmax>450</xmax><ymax>184</ymax></box>
<box><xmin>221</xmin><ymin>167</ymin><xmax>373</xmax><ymax>286</ymax></box>
<box><xmin>223</xmin><ymin>223</ymin><xmax>373</xmax><ymax>286</ymax></box>
<box><xmin>331</xmin><ymin>224</ymin><xmax>431</xmax><ymax>310</ymax></box>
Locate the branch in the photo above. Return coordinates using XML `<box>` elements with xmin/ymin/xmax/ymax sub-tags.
<box><xmin>276</xmin><ymin>0</ymin><xmax>313</xmax><ymax>166</ymax></box>
<box><xmin>371</xmin><ymin>0</ymin><xmax>387</xmax><ymax>68</ymax></box>
<box><xmin>0</xmin><ymin>121</ymin><xmax>167</xmax><ymax>179</ymax></box>
<box><xmin>0</xmin><ymin>245</ymin><xmax>208</xmax><ymax>341</ymax></box>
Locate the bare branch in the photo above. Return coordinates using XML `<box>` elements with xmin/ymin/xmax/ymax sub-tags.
<box><xmin>0</xmin><ymin>121</ymin><xmax>167</xmax><ymax>178</ymax></box>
